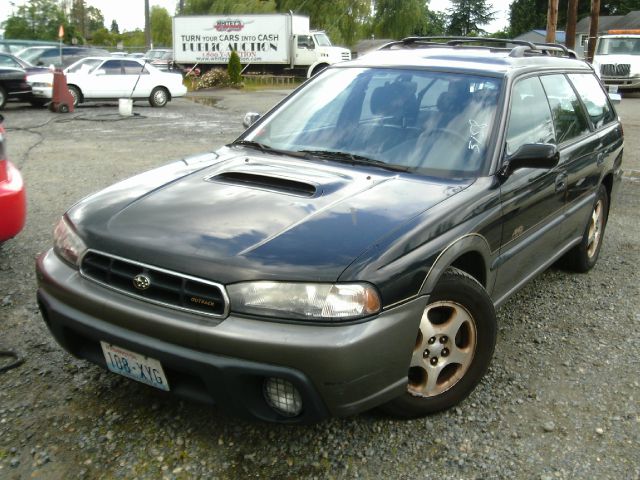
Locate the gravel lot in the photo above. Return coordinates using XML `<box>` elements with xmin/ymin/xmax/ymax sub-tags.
<box><xmin>0</xmin><ymin>90</ymin><xmax>639</xmax><ymax>480</ymax></box>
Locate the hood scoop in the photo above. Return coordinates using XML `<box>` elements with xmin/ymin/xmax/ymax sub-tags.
<box><xmin>209</xmin><ymin>171</ymin><xmax>318</xmax><ymax>197</ymax></box>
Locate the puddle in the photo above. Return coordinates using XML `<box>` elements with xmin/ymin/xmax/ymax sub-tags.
<box><xmin>187</xmin><ymin>96</ymin><xmax>222</xmax><ymax>108</ymax></box>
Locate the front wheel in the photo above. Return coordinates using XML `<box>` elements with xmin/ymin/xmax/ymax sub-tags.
<box><xmin>149</xmin><ymin>87</ymin><xmax>169</xmax><ymax>107</ymax></box>
<box><xmin>68</xmin><ymin>85</ymin><xmax>80</xmax><ymax>107</ymax></box>
<box><xmin>0</xmin><ymin>86</ymin><xmax>7</xmax><ymax>109</ymax></box>
<box><xmin>563</xmin><ymin>184</ymin><xmax>609</xmax><ymax>272</ymax></box>
<box><xmin>381</xmin><ymin>268</ymin><xmax>497</xmax><ymax>418</ymax></box>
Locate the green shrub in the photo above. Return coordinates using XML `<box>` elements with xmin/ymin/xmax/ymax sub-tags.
<box><xmin>195</xmin><ymin>68</ymin><xmax>231</xmax><ymax>89</ymax></box>
<box><xmin>227</xmin><ymin>50</ymin><xmax>242</xmax><ymax>85</ymax></box>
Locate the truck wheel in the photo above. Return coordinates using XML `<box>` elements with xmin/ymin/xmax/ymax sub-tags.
<box><xmin>563</xmin><ymin>184</ymin><xmax>609</xmax><ymax>272</ymax></box>
<box><xmin>149</xmin><ymin>87</ymin><xmax>169</xmax><ymax>107</ymax></box>
<box><xmin>0</xmin><ymin>87</ymin><xmax>6</xmax><ymax>109</ymax></box>
<box><xmin>381</xmin><ymin>268</ymin><xmax>497</xmax><ymax>418</ymax></box>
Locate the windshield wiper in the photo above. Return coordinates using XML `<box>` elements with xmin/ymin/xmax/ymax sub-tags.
<box><xmin>300</xmin><ymin>150</ymin><xmax>410</xmax><ymax>172</ymax></box>
<box><xmin>229</xmin><ymin>140</ymin><xmax>307</xmax><ymax>158</ymax></box>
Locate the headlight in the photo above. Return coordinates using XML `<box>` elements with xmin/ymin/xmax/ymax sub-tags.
<box><xmin>53</xmin><ymin>217</ymin><xmax>87</xmax><ymax>267</ymax></box>
<box><xmin>228</xmin><ymin>281</ymin><xmax>381</xmax><ymax>321</ymax></box>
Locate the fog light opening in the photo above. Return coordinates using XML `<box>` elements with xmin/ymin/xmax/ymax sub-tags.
<box><xmin>263</xmin><ymin>377</ymin><xmax>303</xmax><ymax>417</ymax></box>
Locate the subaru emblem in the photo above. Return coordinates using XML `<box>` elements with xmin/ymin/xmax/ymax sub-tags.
<box><xmin>133</xmin><ymin>274</ymin><xmax>151</xmax><ymax>291</ymax></box>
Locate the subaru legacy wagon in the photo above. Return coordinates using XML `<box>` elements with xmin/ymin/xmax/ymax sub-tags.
<box><xmin>36</xmin><ymin>38</ymin><xmax>623</xmax><ymax>423</ymax></box>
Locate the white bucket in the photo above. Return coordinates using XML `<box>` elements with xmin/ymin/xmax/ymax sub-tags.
<box><xmin>118</xmin><ymin>98</ymin><xmax>133</xmax><ymax>116</ymax></box>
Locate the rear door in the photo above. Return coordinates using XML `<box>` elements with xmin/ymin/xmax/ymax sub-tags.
<box><xmin>562</xmin><ymin>73</ymin><xmax>622</xmax><ymax>240</ymax></box>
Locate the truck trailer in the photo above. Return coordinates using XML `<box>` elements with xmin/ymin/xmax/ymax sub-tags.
<box><xmin>172</xmin><ymin>13</ymin><xmax>351</xmax><ymax>77</ymax></box>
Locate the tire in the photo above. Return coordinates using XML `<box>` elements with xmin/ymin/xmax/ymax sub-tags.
<box><xmin>149</xmin><ymin>87</ymin><xmax>169</xmax><ymax>107</ymax></box>
<box><xmin>58</xmin><ymin>103</ymin><xmax>69</xmax><ymax>114</ymax></box>
<box><xmin>68</xmin><ymin>85</ymin><xmax>80</xmax><ymax>107</ymax></box>
<box><xmin>563</xmin><ymin>184</ymin><xmax>609</xmax><ymax>273</ymax></box>
<box><xmin>381</xmin><ymin>267</ymin><xmax>497</xmax><ymax>418</ymax></box>
<box><xmin>0</xmin><ymin>86</ymin><xmax>6</xmax><ymax>109</ymax></box>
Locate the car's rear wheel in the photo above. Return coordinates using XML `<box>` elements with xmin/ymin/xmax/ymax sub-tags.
<box><xmin>381</xmin><ymin>268</ymin><xmax>496</xmax><ymax>418</ymax></box>
<box><xmin>149</xmin><ymin>87</ymin><xmax>169</xmax><ymax>107</ymax></box>
<box><xmin>563</xmin><ymin>184</ymin><xmax>609</xmax><ymax>272</ymax></box>
<box><xmin>0</xmin><ymin>86</ymin><xmax>7</xmax><ymax>109</ymax></box>
<box><xmin>68</xmin><ymin>85</ymin><xmax>80</xmax><ymax>107</ymax></box>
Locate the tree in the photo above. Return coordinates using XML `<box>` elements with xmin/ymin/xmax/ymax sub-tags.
<box><xmin>150</xmin><ymin>6</ymin><xmax>172</xmax><ymax>46</ymax></box>
<box><xmin>227</xmin><ymin>49</ymin><xmax>242</xmax><ymax>84</ymax></box>
<box><xmin>92</xmin><ymin>27</ymin><xmax>115</xmax><ymax>46</ymax></box>
<box><xmin>447</xmin><ymin>0</ymin><xmax>496</xmax><ymax>36</ymax></box>
<box><xmin>276</xmin><ymin>0</ymin><xmax>371</xmax><ymax>46</ymax></box>
<box><xmin>110</xmin><ymin>19</ymin><xmax>120</xmax><ymax>35</ymax></box>
<box><xmin>372</xmin><ymin>0</ymin><xmax>426</xmax><ymax>39</ymax></box>
<box><xmin>183</xmin><ymin>0</ymin><xmax>276</xmax><ymax>14</ymax></box>
<box><xmin>3</xmin><ymin>0</ymin><xmax>68</xmax><ymax>40</ymax></box>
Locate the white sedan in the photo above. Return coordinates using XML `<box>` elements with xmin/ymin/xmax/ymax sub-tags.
<box><xmin>27</xmin><ymin>56</ymin><xmax>187</xmax><ymax>108</ymax></box>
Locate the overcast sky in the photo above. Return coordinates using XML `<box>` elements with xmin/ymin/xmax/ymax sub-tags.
<box><xmin>1</xmin><ymin>0</ymin><xmax>510</xmax><ymax>35</ymax></box>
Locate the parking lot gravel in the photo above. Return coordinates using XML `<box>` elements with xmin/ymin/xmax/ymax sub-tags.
<box><xmin>0</xmin><ymin>91</ymin><xmax>639</xmax><ymax>479</ymax></box>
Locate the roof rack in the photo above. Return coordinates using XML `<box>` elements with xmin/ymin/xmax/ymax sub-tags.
<box><xmin>379</xmin><ymin>36</ymin><xmax>578</xmax><ymax>59</ymax></box>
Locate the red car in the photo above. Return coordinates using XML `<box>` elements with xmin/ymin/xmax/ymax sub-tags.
<box><xmin>0</xmin><ymin>114</ymin><xmax>26</xmax><ymax>243</ymax></box>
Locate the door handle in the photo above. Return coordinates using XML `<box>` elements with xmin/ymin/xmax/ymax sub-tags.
<box><xmin>555</xmin><ymin>173</ymin><xmax>568</xmax><ymax>192</ymax></box>
<box><xmin>596</xmin><ymin>152</ymin><xmax>605</xmax><ymax>166</ymax></box>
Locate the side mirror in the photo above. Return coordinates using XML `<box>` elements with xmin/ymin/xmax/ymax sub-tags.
<box><xmin>243</xmin><ymin>112</ymin><xmax>261</xmax><ymax>129</ymax></box>
<box><xmin>500</xmin><ymin>143</ymin><xmax>559</xmax><ymax>178</ymax></box>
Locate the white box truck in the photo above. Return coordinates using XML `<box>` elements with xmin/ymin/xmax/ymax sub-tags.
<box><xmin>592</xmin><ymin>31</ymin><xmax>640</xmax><ymax>92</ymax></box>
<box><xmin>172</xmin><ymin>13</ymin><xmax>351</xmax><ymax>77</ymax></box>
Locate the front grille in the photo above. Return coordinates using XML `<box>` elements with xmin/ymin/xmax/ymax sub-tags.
<box><xmin>341</xmin><ymin>52</ymin><xmax>351</xmax><ymax>61</ymax></box>
<box><xmin>600</xmin><ymin>63</ymin><xmax>630</xmax><ymax>77</ymax></box>
<box><xmin>80</xmin><ymin>250</ymin><xmax>228</xmax><ymax>318</ymax></box>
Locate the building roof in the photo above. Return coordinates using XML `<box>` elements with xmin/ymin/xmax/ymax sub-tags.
<box><xmin>532</xmin><ymin>30</ymin><xmax>566</xmax><ymax>42</ymax></box>
<box><xmin>575</xmin><ymin>12</ymin><xmax>640</xmax><ymax>33</ymax></box>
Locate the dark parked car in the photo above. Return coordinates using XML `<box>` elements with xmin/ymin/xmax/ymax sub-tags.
<box><xmin>0</xmin><ymin>67</ymin><xmax>32</xmax><ymax>108</ymax></box>
<box><xmin>36</xmin><ymin>38</ymin><xmax>623</xmax><ymax>423</ymax></box>
<box><xmin>17</xmin><ymin>46</ymin><xmax>109</xmax><ymax>68</ymax></box>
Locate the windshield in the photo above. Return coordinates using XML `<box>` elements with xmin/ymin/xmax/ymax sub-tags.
<box><xmin>17</xmin><ymin>47</ymin><xmax>52</xmax><ymax>63</ymax></box>
<box><xmin>66</xmin><ymin>58</ymin><xmax>103</xmax><ymax>74</ymax></box>
<box><xmin>596</xmin><ymin>37</ymin><xmax>640</xmax><ymax>55</ymax></box>
<box><xmin>313</xmin><ymin>33</ymin><xmax>332</xmax><ymax>47</ymax></box>
<box><xmin>242</xmin><ymin>68</ymin><xmax>502</xmax><ymax>178</ymax></box>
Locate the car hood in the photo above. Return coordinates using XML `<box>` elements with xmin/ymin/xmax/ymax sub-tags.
<box><xmin>70</xmin><ymin>148</ymin><xmax>473</xmax><ymax>284</ymax></box>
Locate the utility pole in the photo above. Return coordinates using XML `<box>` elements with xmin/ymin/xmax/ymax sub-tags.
<box><xmin>144</xmin><ymin>0</ymin><xmax>151</xmax><ymax>50</ymax></box>
<box><xmin>566</xmin><ymin>0</ymin><xmax>578</xmax><ymax>50</ymax></box>
<box><xmin>587</xmin><ymin>0</ymin><xmax>601</xmax><ymax>63</ymax></box>
<box><xmin>546</xmin><ymin>0</ymin><xmax>559</xmax><ymax>43</ymax></box>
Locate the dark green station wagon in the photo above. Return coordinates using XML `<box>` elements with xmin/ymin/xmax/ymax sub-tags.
<box><xmin>36</xmin><ymin>38</ymin><xmax>623</xmax><ymax>422</ymax></box>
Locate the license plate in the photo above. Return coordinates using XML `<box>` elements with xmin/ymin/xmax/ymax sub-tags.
<box><xmin>100</xmin><ymin>342</ymin><xmax>170</xmax><ymax>391</ymax></box>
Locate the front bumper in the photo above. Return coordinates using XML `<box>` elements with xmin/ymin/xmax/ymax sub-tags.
<box><xmin>601</xmin><ymin>75</ymin><xmax>640</xmax><ymax>90</ymax></box>
<box><xmin>36</xmin><ymin>249</ymin><xmax>426</xmax><ymax>423</ymax></box>
<box><xmin>29</xmin><ymin>85</ymin><xmax>53</xmax><ymax>99</ymax></box>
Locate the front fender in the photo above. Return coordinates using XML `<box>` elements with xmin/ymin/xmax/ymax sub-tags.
<box><xmin>419</xmin><ymin>233</ymin><xmax>494</xmax><ymax>296</ymax></box>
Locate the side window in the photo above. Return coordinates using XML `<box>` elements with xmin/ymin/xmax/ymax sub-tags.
<box><xmin>506</xmin><ymin>77</ymin><xmax>555</xmax><ymax>156</ymax></box>
<box><xmin>297</xmin><ymin>35</ymin><xmax>314</xmax><ymax>49</ymax></box>
<box><xmin>101</xmin><ymin>60</ymin><xmax>122</xmax><ymax>75</ymax></box>
<box><xmin>123</xmin><ymin>60</ymin><xmax>147</xmax><ymax>75</ymax></box>
<box><xmin>568</xmin><ymin>73</ymin><xmax>616</xmax><ymax>129</ymax></box>
<box><xmin>540</xmin><ymin>74</ymin><xmax>590</xmax><ymax>144</ymax></box>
